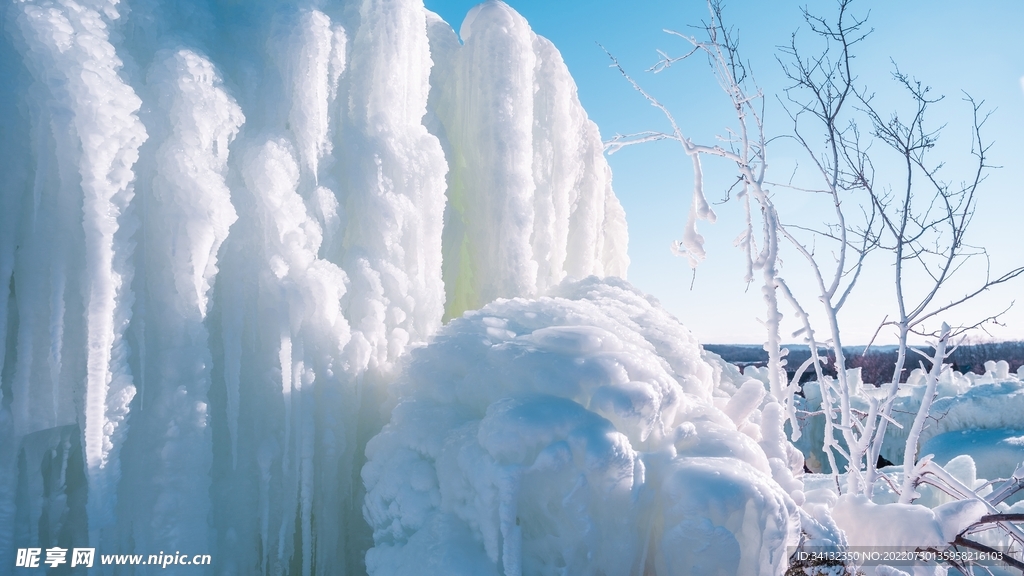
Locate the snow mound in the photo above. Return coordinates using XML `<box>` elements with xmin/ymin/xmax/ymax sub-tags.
<box><xmin>832</xmin><ymin>494</ymin><xmax>986</xmax><ymax>550</ymax></box>
<box><xmin>363</xmin><ymin>278</ymin><xmax>799</xmax><ymax>576</ymax></box>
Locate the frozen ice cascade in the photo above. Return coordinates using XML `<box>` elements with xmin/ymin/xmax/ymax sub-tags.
<box><xmin>0</xmin><ymin>0</ymin><xmax>797</xmax><ymax>574</ymax></box>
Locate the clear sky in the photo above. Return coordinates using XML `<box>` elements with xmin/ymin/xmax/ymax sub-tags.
<box><xmin>424</xmin><ymin>0</ymin><xmax>1024</xmax><ymax>346</ymax></box>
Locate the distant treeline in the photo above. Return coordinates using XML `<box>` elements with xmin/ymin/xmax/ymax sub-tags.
<box><xmin>705</xmin><ymin>342</ymin><xmax>1024</xmax><ymax>385</ymax></box>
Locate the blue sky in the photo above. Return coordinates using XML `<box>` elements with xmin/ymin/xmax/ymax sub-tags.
<box><xmin>424</xmin><ymin>0</ymin><xmax>1024</xmax><ymax>345</ymax></box>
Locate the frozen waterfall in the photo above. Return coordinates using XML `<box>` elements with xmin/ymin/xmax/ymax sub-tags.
<box><xmin>0</xmin><ymin>0</ymin><xmax>628</xmax><ymax>574</ymax></box>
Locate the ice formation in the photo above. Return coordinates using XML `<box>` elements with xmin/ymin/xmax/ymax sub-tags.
<box><xmin>0</xmin><ymin>0</ymin><xmax>629</xmax><ymax>573</ymax></box>
<box><xmin>425</xmin><ymin>2</ymin><xmax>628</xmax><ymax>318</ymax></box>
<box><xmin>798</xmin><ymin>363</ymin><xmax>1024</xmax><ymax>475</ymax></box>
<box><xmin>363</xmin><ymin>278</ymin><xmax>799</xmax><ymax>576</ymax></box>
<box><xmin>793</xmin><ymin>363</ymin><xmax>1024</xmax><ymax>574</ymax></box>
<box><xmin>922</xmin><ymin>429</ymin><xmax>1024</xmax><ymax>485</ymax></box>
<box><xmin>9</xmin><ymin>0</ymin><xmax>1014</xmax><ymax>572</ymax></box>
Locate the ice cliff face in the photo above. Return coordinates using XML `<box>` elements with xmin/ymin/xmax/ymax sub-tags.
<box><xmin>0</xmin><ymin>0</ymin><xmax>627</xmax><ymax>574</ymax></box>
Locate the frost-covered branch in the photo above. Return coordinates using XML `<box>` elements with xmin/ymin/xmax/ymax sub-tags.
<box><xmin>774</xmin><ymin>0</ymin><xmax>887</xmax><ymax>494</ymax></box>
<box><xmin>910</xmin><ymin>457</ymin><xmax>1024</xmax><ymax>553</ymax></box>
<box><xmin>610</xmin><ymin>0</ymin><xmax>1023</xmax><ymax>510</ymax></box>
<box><xmin>861</xmin><ymin>75</ymin><xmax>1024</xmax><ymax>496</ymax></box>
<box><xmin>605</xmin><ymin>0</ymin><xmax>787</xmax><ymax>405</ymax></box>
<box><xmin>602</xmin><ymin>46</ymin><xmax>718</xmax><ymax>268</ymax></box>
<box><xmin>986</xmin><ymin>464</ymin><xmax>1024</xmax><ymax>506</ymax></box>
<box><xmin>951</xmin><ymin>536</ymin><xmax>1024</xmax><ymax>572</ymax></box>
<box><xmin>899</xmin><ymin>324</ymin><xmax>949</xmax><ymax>503</ymax></box>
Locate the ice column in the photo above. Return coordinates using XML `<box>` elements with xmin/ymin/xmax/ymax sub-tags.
<box><xmin>426</xmin><ymin>0</ymin><xmax>629</xmax><ymax>319</ymax></box>
<box><xmin>0</xmin><ymin>0</ymin><xmax>633</xmax><ymax>574</ymax></box>
<box><xmin>122</xmin><ymin>48</ymin><xmax>243</xmax><ymax>557</ymax></box>
<box><xmin>337</xmin><ymin>0</ymin><xmax>449</xmax><ymax>372</ymax></box>
<box><xmin>6</xmin><ymin>0</ymin><xmax>147</xmax><ymax>551</ymax></box>
<box><xmin>205</xmin><ymin>9</ymin><xmax>356</xmax><ymax>574</ymax></box>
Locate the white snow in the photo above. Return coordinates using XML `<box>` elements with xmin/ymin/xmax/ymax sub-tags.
<box><xmin>831</xmin><ymin>494</ymin><xmax>986</xmax><ymax>549</ymax></box>
<box><xmin>363</xmin><ymin>277</ymin><xmax>799</xmax><ymax>575</ymax></box>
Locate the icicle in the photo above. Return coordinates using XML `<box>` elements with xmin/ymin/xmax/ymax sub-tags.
<box><xmin>339</xmin><ymin>0</ymin><xmax>448</xmax><ymax>360</ymax></box>
<box><xmin>10</xmin><ymin>0</ymin><xmax>147</xmax><ymax>546</ymax></box>
<box><xmin>277</xmin><ymin>331</ymin><xmax>294</xmax><ymax>566</ymax></box>
<box><xmin>298</xmin><ymin>363</ymin><xmax>315</xmax><ymax>576</ymax></box>
<box><xmin>222</xmin><ymin>288</ymin><xmax>242</xmax><ymax>470</ymax></box>
<box><xmin>427</xmin><ymin>0</ymin><xmax>628</xmax><ymax>318</ymax></box>
<box><xmin>278</xmin><ymin>10</ymin><xmax>336</xmax><ymax>182</ymax></box>
<box><xmin>498</xmin><ymin>466</ymin><xmax>523</xmax><ymax>576</ymax></box>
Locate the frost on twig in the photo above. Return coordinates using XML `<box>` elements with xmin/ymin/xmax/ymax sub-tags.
<box><xmin>601</xmin><ymin>51</ymin><xmax>717</xmax><ymax>269</ymax></box>
<box><xmin>602</xmin><ymin>1</ymin><xmax>787</xmax><ymax>412</ymax></box>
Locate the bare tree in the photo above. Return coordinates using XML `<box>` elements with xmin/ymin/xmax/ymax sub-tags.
<box><xmin>606</xmin><ymin>0</ymin><xmax>1024</xmax><ymax>508</ymax></box>
<box><xmin>856</xmin><ymin>72</ymin><xmax>1024</xmax><ymax>495</ymax></box>
<box><xmin>771</xmin><ymin>0</ymin><xmax>882</xmax><ymax>494</ymax></box>
<box><xmin>770</xmin><ymin>0</ymin><xmax>1024</xmax><ymax>501</ymax></box>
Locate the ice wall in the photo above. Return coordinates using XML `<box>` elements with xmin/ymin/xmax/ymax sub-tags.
<box><xmin>797</xmin><ymin>365</ymin><xmax>1024</xmax><ymax>475</ymax></box>
<box><xmin>0</xmin><ymin>0</ymin><xmax>628</xmax><ymax>574</ymax></box>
